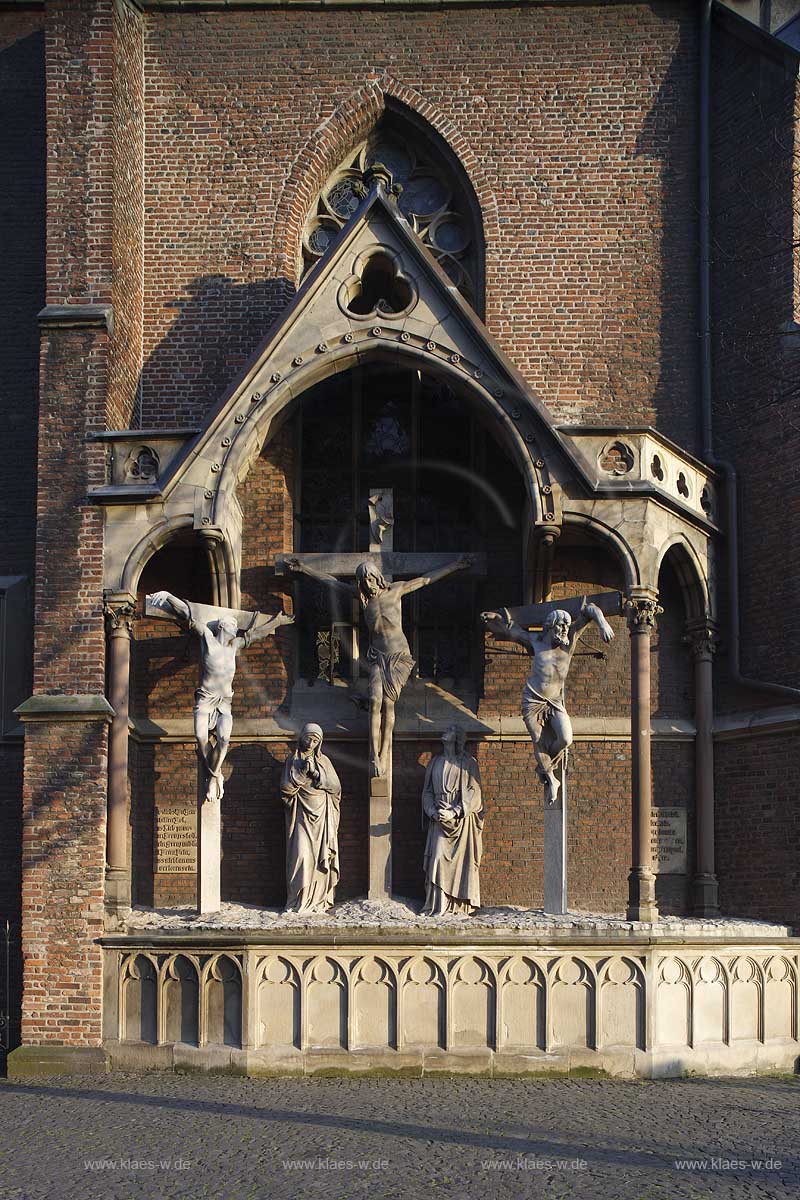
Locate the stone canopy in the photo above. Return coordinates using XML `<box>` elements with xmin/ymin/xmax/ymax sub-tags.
<box><xmin>95</xmin><ymin>181</ymin><xmax>717</xmax><ymax>622</ymax></box>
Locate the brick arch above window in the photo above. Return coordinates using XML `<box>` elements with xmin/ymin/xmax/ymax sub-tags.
<box><xmin>300</xmin><ymin>115</ymin><xmax>484</xmax><ymax>312</ymax></box>
<box><xmin>271</xmin><ymin>80</ymin><xmax>497</xmax><ymax>317</ymax></box>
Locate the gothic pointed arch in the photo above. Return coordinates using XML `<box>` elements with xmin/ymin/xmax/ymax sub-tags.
<box><xmin>271</xmin><ymin>78</ymin><xmax>498</xmax><ymax>315</ymax></box>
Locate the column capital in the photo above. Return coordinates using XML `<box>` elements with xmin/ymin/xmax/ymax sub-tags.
<box><xmin>103</xmin><ymin>593</ymin><xmax>136</xmax><ymax>636</ymax></box>
<box><xmin>684</xmin><ymin>617</ymin><xmax>719</xmax><ymax>661</ymax></box>
<box><xmin>624</xmin><ymin>590</ymin><xmax>662</xmax><ymax>631</ymax></box>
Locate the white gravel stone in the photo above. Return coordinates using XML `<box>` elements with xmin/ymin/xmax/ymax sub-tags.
<box><xmin>125</xmin><ymin>898</ymin><xmax>791</xmax><ymax>937</ymax></box>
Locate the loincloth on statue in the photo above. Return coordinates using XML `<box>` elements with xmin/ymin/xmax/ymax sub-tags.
<box><xmin>193</xmin><ymin>686</ymin><xmax>232</xmax><ymax>731</ymax></box>
<box><xmin>521</xmin><ymin>684</ymin><xmax>569</xmax><ymax>773</ymax></box>
<box><xmin>367</xmin><ymin>647</ymin><xmax>415</xmax><ymax>703</ymax></box>
<box><xmin>521</xmin><ymin>683</ymin><xmax>565</xmax><ymax>727</ymax></box>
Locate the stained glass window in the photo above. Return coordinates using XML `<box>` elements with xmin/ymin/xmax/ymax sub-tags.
<box><xmin>294</xmin><ymin>365</ymin><xmax>523</xmax><ymax>689</ymax></box>
<box><xmin>301</xmin><ymin>115</ymin><xmax>483</xmax><ymax>311</ymax></box>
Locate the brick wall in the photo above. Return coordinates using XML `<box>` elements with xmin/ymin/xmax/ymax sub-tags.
<box><xmin>15</xmin><ymin>0</ymin><xmax>799</xmax><ymax>1054</ymax></box>
<box><xmin>712</xmin><ymin>19</ymin><xmax>800</xmax><ymax>697</ymax></box>
<box><xmin>20</xmin><ymin>722</ymin><xmax>107</xmax><ymax>1045</ymax></box>
<box><xmin>715</xmin><ymin>734</ymin><xmax>800</xmax><ymax>927</ymax></box>
<box><xmin>110</xmin><ymin>0</ymin><xmax>144</xmax><ymax>429</ymax></box>
<box><xmin>0</xmin><ymin>12</ymin><xmax>45</xmax><ymax>583</ymax></box>
<box><xmin>0</xmin><ymin>11</ymin><xmax>45</xmax><ymax>1049</ymax></box>
<box><xmin>138</xmin><ymin>2</ymin><xmax>700</xmax><ymax>447</ymax></box>
<box><xmin>19</xmin><ymin>0</ymin><xmax>118</xmax><ymax>1047</ymax></box>
<box><xmin>709</xmin><ymin>16</ymin><xmax>800</xmax><ymax>927</ymax></box>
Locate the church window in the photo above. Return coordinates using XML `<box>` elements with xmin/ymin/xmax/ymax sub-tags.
<box><xmin>301</xmin><ymin>114</ymin><xmax>483</xmax><ymax>311</ymax></box>
<box><xmin>293</xmin><ymin>364</ymin><xmax>522</xmax><ymax>695</ymax></box>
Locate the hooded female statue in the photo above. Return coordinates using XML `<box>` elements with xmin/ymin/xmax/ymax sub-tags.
<box><xmin>281</xmin><ymin>723</ymin><xmax>342</xmax><ymax>913</ymax></box>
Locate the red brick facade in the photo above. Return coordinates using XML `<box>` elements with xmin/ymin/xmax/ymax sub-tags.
<box><xmin>2</xmin><ymin>2</ymin><xmax>799</xmax><ymax>1057</ymax></box>
<box><xmin>709</xmin><ymin>18</ymin><xmax>800</xmax><ymax>923</ymax></box>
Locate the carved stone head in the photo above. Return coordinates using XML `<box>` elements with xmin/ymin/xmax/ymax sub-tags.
<box><xmin>355</xmin><ymin>560</ymin><xmax>387</xmax><ymax>603</ymax></box>
<box><xmin>216</xmin><ymin>616</ymin><xmax>239</xmax><ymax>645</ymax></box>
<box><xmin>298</xmin><ymin>722</ymin><xmax>324</xmax><ymax>754</ymax></box>
<box><xmin>543</xmin><ymin>608</ymin><xmax>571</xmax><ymax>648</ymax></box>
<box><xmin>441</xmin><ymin>724</ymin><xmax>466</xmax><ymax>755</ymax></box>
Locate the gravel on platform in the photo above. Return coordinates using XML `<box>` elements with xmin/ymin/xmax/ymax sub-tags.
<box><xmin>124</xmin><ymin>896</ymin><xmax>792</xmax><ymax>936</ymax></box>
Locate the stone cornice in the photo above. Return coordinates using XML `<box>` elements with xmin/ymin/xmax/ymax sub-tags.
<box><xmin>102</xmin><ymin>928</ymin><xmax>797</xmax><ymax>950</ymax></box>
<box><xmin>38</xmin><ymin>304</ymin><xmax>114</xmax><ymax>335</ymax></box>
<box><xmin>127</xmin><ymin>714</ymin><xmax>697</xmax><ymax>743</ymax></box>
<box><xmin>15</xmin><ymin>694</ymin><xmax>115</xmax><ymax>723</ymax></box>
<box><xmin>143</xmin><ymin>0</ymin><xmax>632</xmax><ymax>9</ymax></box>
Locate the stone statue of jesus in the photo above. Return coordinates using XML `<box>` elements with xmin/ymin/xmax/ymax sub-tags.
<box><xmin>285</xmin><ymin>555</ymin><xmax>472</xmax><ymax>775</ymax></box>
<box><xmin>147</xmin><ymin>590</ymin><xmax>294</xmax><ymax>801</ymax></box>
<box><xmin>480</xmin><ymin>599</ymin><xmax>614</xmax><ymax>805</ymax></box>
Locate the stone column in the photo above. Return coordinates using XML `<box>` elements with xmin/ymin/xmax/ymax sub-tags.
<box><xmin>686</xmin><ymin>619</ymin><xmax>720</xmax><ymax>917</ymax></box>
<box><xmin>104</xmin><ymin>595</ymin><xmax>136</xmax><ymax>918</ymax></box>
<box><xmin>625</xmin><ymin>590</ymin><xmax>661</xmax><ymax>922</ymax></box>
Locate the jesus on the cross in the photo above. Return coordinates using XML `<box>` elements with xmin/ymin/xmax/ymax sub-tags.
<box><xmin>285</xmin><ymin>555</ymin><xmax>472</xmax><ymax>775</ymax></box>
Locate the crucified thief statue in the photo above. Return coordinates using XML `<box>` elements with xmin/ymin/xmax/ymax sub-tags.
<box><xmin>286</xmin><ymin>556</ymin><xmax>472</xmax><ymax>776</ymax></box>
<box><xmin>481</xmin><ymin>598</ymin><xmax>615</xmax><ymax>806</ymax></box>
<box><xmin>147</xmin><ymin>591</ymin><xmax>294</xmax><ymax>801</ymax></box>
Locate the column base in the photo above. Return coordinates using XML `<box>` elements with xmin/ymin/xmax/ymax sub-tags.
<box><xmin>626</xmin><ymin>867</ymin><xmax>659</xmax><ymax>922</ymax></box>
<box><xmin>692</xmin><ymin>873</ymin><xmax>720</xmax><ymax>918</ymax></box>
<box><xmin>7</xmin><ymin>1045</ymin><xmax>108</xmax><ymax>1077</ymax></box>
<box><xmin>104</xmin><ymin>865</ymin><xmax>131</xmax><ymax>926</ymax></box>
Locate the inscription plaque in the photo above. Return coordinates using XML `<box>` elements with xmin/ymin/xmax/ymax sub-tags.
<box><xmin>154</xmin><ymin>805</ymin><xmax>197</xmax><ymax>874</ymax></box>
<box><xmin>650</xmin><ymin>806</ymin><xmax>687</xmax><ymax>875</ymax></box>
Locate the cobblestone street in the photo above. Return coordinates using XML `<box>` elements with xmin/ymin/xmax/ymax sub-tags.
<box><xmin>0</xmin><ymin>1073</ymin><xmax>798</xmax><ymax>1199</ymax></box>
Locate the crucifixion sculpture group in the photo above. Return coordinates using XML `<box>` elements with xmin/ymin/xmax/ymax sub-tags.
<box><xmin>145</xmin><ymin>494</ymin><xmax>622</xmax><ymax>917</ymax></box>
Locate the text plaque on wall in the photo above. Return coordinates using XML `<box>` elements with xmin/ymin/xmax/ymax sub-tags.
<box><xmin>650</xmin><ymin>806</ymin><xmax>688</xmax><ymax>875</ymax></box>
<box><xmin>154</xmin><ymin>806</ymin><xmax>197</xmax><ymax>874</ymax></box>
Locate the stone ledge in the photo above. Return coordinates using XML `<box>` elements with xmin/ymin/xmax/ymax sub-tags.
<box><xmin>15</xmin><ymin>694</ymin><xmax>115</xmax><ymax>723</ymax></box>
<box><xmin>6</xmin><ymin>1045</ymin><xmax>108</xmax><ymax>1078</ymax></box>
<box><xmin>99</xmin><ymin>1041</ymin><xmax>800</xmax><ymax>1080</ymax></box>
<box><xmin>127</xmin><ymin>714</ymin><xmax>696</xmax><ymax>743</ymax></box>
<box><xmin>38</xmin><ymin>304</ymin><xmax>113</xmax><ymax>334</ymax></box>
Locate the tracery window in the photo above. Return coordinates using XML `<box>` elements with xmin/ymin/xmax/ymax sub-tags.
<box><xmin>294</xmin><ymin>364</ymin><xmax>523</xmax><ymax>694</ymax></box>
<box><xmin>301</xmin><ymin>115</ymin><xmax>483</xmax><ymax>311</ymax></box>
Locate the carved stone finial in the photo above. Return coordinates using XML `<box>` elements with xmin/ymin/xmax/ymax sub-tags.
<box><xmin>363</xmin><ymin>162</ymin><xmax>393</xmax><ymax>193</ymax></box>
<box><xmin>624</xmin><ymin>594</ymin><xmax>663</xmax><ymax>631</ymax></box>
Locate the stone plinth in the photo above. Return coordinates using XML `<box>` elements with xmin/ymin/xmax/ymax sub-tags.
<box><xmin>93</xmin><ymin>903</ymin><xmax>800</xmax><ymax>1080</ymax></box>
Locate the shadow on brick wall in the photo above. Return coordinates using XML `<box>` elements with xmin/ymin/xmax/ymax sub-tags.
<box><xmin>139</xmin><ymin>274</ymin><xmax>296</xmax><ymax>428</ymax></box>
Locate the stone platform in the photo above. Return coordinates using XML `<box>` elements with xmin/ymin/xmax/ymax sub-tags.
<box><xmin>124</xmin><ymin>897</ymin><xmax>790</xmax><ymax>938</ymax></box>
<box><xmin>95</xmin><ymin>901</ymin><xmax>800</xmax><ymax>1080</ymax></box>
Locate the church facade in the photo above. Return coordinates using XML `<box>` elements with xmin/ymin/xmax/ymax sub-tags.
<box><xmin>2</xmin><ymin>0</ymin><xmax>799</xmax><ymax>1076</ymax></box>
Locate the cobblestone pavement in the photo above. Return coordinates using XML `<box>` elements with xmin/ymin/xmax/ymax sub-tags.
<box><xmin>0</xmin><ymin>1072</ymin><xmax>798</xmax><ymax>1199</ymax></box>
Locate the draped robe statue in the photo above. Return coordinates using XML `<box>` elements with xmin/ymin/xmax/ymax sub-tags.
<box><xmin>281</xmin><ymin>723</ymin><xmax>342</xmax><ymax>913</ymax></box>
<box><xmin>421</xmin><ymin>726</ymin><xmax>484</xmax><ymax>916</ymax></box>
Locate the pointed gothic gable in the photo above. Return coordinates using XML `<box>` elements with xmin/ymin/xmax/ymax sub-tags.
<box><xmin>97</xmin><ymin>182</ymin><xmax>717</xmax><ymax>603</ymax></box>
<box><xmin>153</xmin><ymin>181</ymin><xmax>578</xmax><ymax>530</ymax></box>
